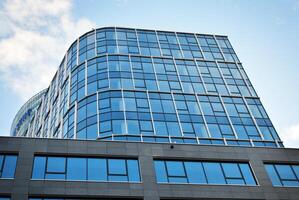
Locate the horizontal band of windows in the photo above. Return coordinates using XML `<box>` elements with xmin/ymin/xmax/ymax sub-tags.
<box><xmin>154</xmin><ymin>160</ymin><xmax>257</xmax><ymax>185</ymax></box>
<box><xmin>32</xmin><ymin>156</ymin><xmax>141</xmax><ymax>183</ymax></box>
<box><xmin>98</xmin><ymin>134</ymin><xmax>282</xmax><ymax>148</ymax></box>
<box><xmin>265</xmin><ymin>163</ymin><xmax>299</xmax><ymax>187</ymax></box>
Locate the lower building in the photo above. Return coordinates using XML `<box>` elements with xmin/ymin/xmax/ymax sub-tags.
<box><xmin>0</xmin><ymin>136</ymin><xmax>299</xmax><ymax>200</ymax></box>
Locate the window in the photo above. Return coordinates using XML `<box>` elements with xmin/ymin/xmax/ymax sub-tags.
<box><xmin>0</xmin><ymin>154</ymin><xmax>17</xmax><ymax>179</ymax></box>
<box><xmin>154</xmin><ymin>160</ymin><xmax>256</xmax><ymax>185</ymax></box>
<box><xmin>32</xmin><ymin>156</ymin><xmax>140</xmax><ymax>182</ymax></box>
<box><xmin>265</xmin><ymin>163</ymin><xmax>299</xmax><ymax>187</ymax></box>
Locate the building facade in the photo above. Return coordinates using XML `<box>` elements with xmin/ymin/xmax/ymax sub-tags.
<box><xmin>1</xmin><ymin>27</ymin><xmax>299</xmax><ymax>199</ymax></box>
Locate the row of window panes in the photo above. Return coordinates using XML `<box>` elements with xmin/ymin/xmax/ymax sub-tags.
<box><xmin>32</xmin><ymin>156</ymin><xmax>140</xmax><ymax>182</ymax></box>
<box><xmin>67</xmin><ymin>90</ymin><xmax>279</xmax><ymax>142</ymax></box>
<box><xmin>154</xmin><ymin>160</ymin><xmax>256</xmax><ymax>185</ymax></box>
<box><xmin>265</xmin><ymin>163</ymin><xmax>299</xmax><ymax>187</ymax></box>
<box><xmin>100</xmin><ymin>135</ymin><xmax>281</xmax><ymax>148</ymax></box>
<box><xmin>68</xmin><ymin>55</ymin><xmax>256</xmax><ymax>103</ymax></box>
<box><xmin>66</xmin><ymin>28</ymin><xmax>239</xmax><ymax>67</ymax></box>
<box><xmin>3</xmin><ymin>153</ymin><xmax>299</xmax><ymax>188</ymax></box>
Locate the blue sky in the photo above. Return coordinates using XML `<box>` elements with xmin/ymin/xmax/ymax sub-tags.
<box><xmin>0</xmin><ymin>0</ymin><xmax>298</xmax><ymax>147</ymax></box>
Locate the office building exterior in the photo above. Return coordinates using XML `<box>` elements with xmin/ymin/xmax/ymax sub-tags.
<box><xmin>1</xmin><ymin>27</ymin><xmax>299</xmax><ymax>199</ymax></box>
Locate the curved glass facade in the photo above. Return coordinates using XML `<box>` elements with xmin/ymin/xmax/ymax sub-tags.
<box><xmin>10</xmin><ymin>89</ymin><xmax>46</xmax><ymax>137</ymax></box>
<box><xmin>13</xmin><ymin>27</ymin><xmax>282</xmax><ymax>148</ymax></box>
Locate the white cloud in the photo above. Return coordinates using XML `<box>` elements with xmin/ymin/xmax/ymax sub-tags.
<box><xmin>0</xmin><ymin>0</ymin><xmax>96</xmax><ymax>100</ymax></box>
<box><xmin>280</xmin><ymin>123</ymin><xmax>299</xmax><ymax>148</ymax></box>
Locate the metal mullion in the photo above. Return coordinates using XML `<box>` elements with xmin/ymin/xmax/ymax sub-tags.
<box><xmin>94</xmin><ymin>29</ymin><xmax>97</xmax><ymax>57</ymax></box>
<box><xmin>194</xmin><ymin>34</ymin><xmax>205</xmax><ymax>60</ymax></box>
<box><xmin>194</xmin><ymin>59</ymin><xmax>208</xmax><ymax>94</ymax></box>
<box><xmin>114</xmin><ymin>27</ymin><xmax>119</xmax><ymax>54</ymax></box>
<box><xmin>174</xmin><ymin>32</ymin><xmax>184</xmax><ymax>59</ymax></box>
<box><xmin>219</xmin><ymin>163</ymin><xmax>228</xmax><ymax>185</ymax></box>
<box><xmin>242</xmin><ymin>96</ymin><xmax>264</xmax><ymax>140</ymax></box>
<box><xmin>215</xmin><ymin>61</ymin><xmax>231</xmax><ymax>96</ymax></box>
<box><xmin>145</xmin><ymin>91</ymin><xmax>156</xmax><ymax>136</ymax></box>
<box><xmin>128</xmin><ymin>55</ymin><xmax>135</xmax><ymax>89</ymax></box>
<box><xmin>236</xmin><ymin>163</ymin><xmax>247</xmax><ymax>185</ymax></box>
<box><xmin>96</xmin><ymin>92</ymin><xmax>100</xmax><ymax>139</ymax></box>
<box><xmin>218</xmin><ymin>94</ymin><xmax>238</xmax><ymax>139</ymax></box>
<box><xmin>213</xmin><ymin>35</ymin><xmax>226</xmax><ymax>62</ymax></box>
<box><xmin>172</xmin><ymin>57</ymin><xmax>184</xmax><ymax>93</ymax></box>
<box><xmin>121</xmin><ymin>90</ymin><xmax>128</xmax><ymax>135</ymax></box>
<box><xmin>106</xmin><ymin>55</ymin><xmax>110</xmax><ymax>89</ymax></box>
<box><xmin>125</xmin><ymin>159</ymin><xmax>129</xmax><ymax>181</ymax></box>
<box><xmin>135</xmin><ymin>28</ymin><xmax>142</xmax><ymax>55</ymax></box>
<box><xmin>164</xmin><ymin>161</ymin><xmax>170</xmax><ymax>183</ymax></box>
<box><xmin>151</xmin><ymin>57</ymin><xmax>160</xmax><ymax>91</ymax></box>
<box><xmin>195</xmin><ymin>94</ymin><xmax>212</xmax><ymax>138</ymax></box>
<box><xmin>201</xmin><ymin>162</ymin><xmax>209</xmax><ymax>184</ymax></box>
<box><xmin>155</xmin><ymin>30</ymin><xmax>163</xmax><ymax>56</ymax></box>
<box><xmin>182</xmin><ymin>161</ymin><xmax>189</xmax><ymax>183</ymax></box>
<box><xmin>170</xmin><ymin>92</ymin><xmax>184</xmax><ymax>138</ymax></box>
<box><xmin>273</xmin><ymin>164</ymin><xmax>284</xmax><ymax>186</ymax></box>
<box><xmin>73</xmin><ymin>101</ymin><xmax>78</xmax><ymax>139</ymax></box>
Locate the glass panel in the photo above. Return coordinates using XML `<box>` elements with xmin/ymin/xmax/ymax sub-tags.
<box><xmin>108</xmin><ymin>159</ymin><xmax>126</xmax><ymax>175</ymax></box>
<box><xmin>222</xmin><ymin>163</ymin><xmax>242</xmax><ymax>178</ymax></box>
<box><xmin>166</xmin><ymin>161</ymin><xmax>185</xmax><ymax>177</ymax></box>
<box><xmin>203</xmin><ymin>162</ymin><xmax>226</xmax><ymax>184</ymax></box>
<box><xmin>87</xmin><ymin>158</ymin><xmax>107</xmax><ymax>181</ymax></box>
<box><xmin>154</xmin><ymin>161</ymin><xmax>168</xmax><ymax>183</ymax></box>
<box><xmin>185</xmin><ymin>162</ymin><xmax>206</xmax><ymax>184</ymax></box>
<box><xmin>1</xmin><ymin>155</ymin><xmax>17</xmax><ymax>178</ymax></box>
<box><xmin>0</xmin><ymin>155</ymin><xmax>3</xmax><ymax>170</ymax></box>
<box><xmin>127</xmin><ymin>160</ymin><xmax>140</xmax><ymax>182</ymax></box>
<box><xmin>275</xmin><ymin>164</ymin><xmax>296</xmax><ymax>180</ymax></box>
<box><xmin>32</xmin><ymin>156</ymin><xmax>46</xmax><ymax>179</ymax></box>
<box><xmin>67</xmin><ymin>158</ymin><xmax>87</xmax><ymax>180</ymax></box>
<box><xmin>47</xmin><ymin>157</ymin><xmax>66</xmax><ymax>173</ymax></box>
<box><xmin>239</xmin><ymin>163</ymin><xmax>256</xmax><ymax>185</ymax></box>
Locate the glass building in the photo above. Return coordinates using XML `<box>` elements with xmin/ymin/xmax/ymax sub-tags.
<box><xmin>11</xmin><ymin>27</ymin><xmax>281</xmax><ymax>148</ymax></box>
<box><xmin>3</xmin><ymin>27</ymin><xmax>299</xmax><ymax>200</ymax></box>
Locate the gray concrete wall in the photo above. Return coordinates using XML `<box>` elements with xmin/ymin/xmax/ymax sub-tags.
<box><xmin>0</xmin><ymin>136</ymin><xmax>299</xmax><ymax>200</ymax></box>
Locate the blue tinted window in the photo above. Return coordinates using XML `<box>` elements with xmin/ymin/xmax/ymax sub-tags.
<box><xmin>32</xmin><ymin>156</ymin><xmax>46</xmax><ymax>179</ymax></box>
<box><xmin>265</xmin><ymin>163</ymin><xmax>299</xmax><ymax>187</ymax></box>
<box><xmin>67</xmin><ymin>158</ymin><xmax>86</xmax><ymax>180</ymax></box>
<box><xmin>203</xmin><ymin>162</ymin><xmax>226</xmax><ymax>184</ymax></box>
<box><xmin>239</xmin><ymin>163</ymin><xmax>256</xmax><ymax>185</ymax></box>
<box><xmin>87</xmin><ymin>158</ymin><xmax>107</xmax><ymax>181</ymax></box>
<box><xmin>154</xmin><ymin>161</ymin><xmax>168</xmax><ymax>183</ymax></box>
<box><xmin>154</xmin><ymin>160</ymin><xmax>256</xmax><ymax>186</ymax></box>
<box><xmin>185</xmin><ymin>162</ymin><xmax>206</xmax><ymax>184</ymax></box>
<box><xmin>32</xmin><ymin>156</ymin><xmax>140</xmax><ymax>182</ymax></box>
<box><xmin>127</xmin><ymin>160</ymin><xmax>140</xmax><ymax>182</ymax></box>
<box><xmin>47</xmin><ymin>157</ymin><xmax>65</xmax><ymax>173</ymax></box>
<box><xmin>0</xmin><ymin>155</ymin><xmax>17</xmax><ymax>179</ymax></box>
